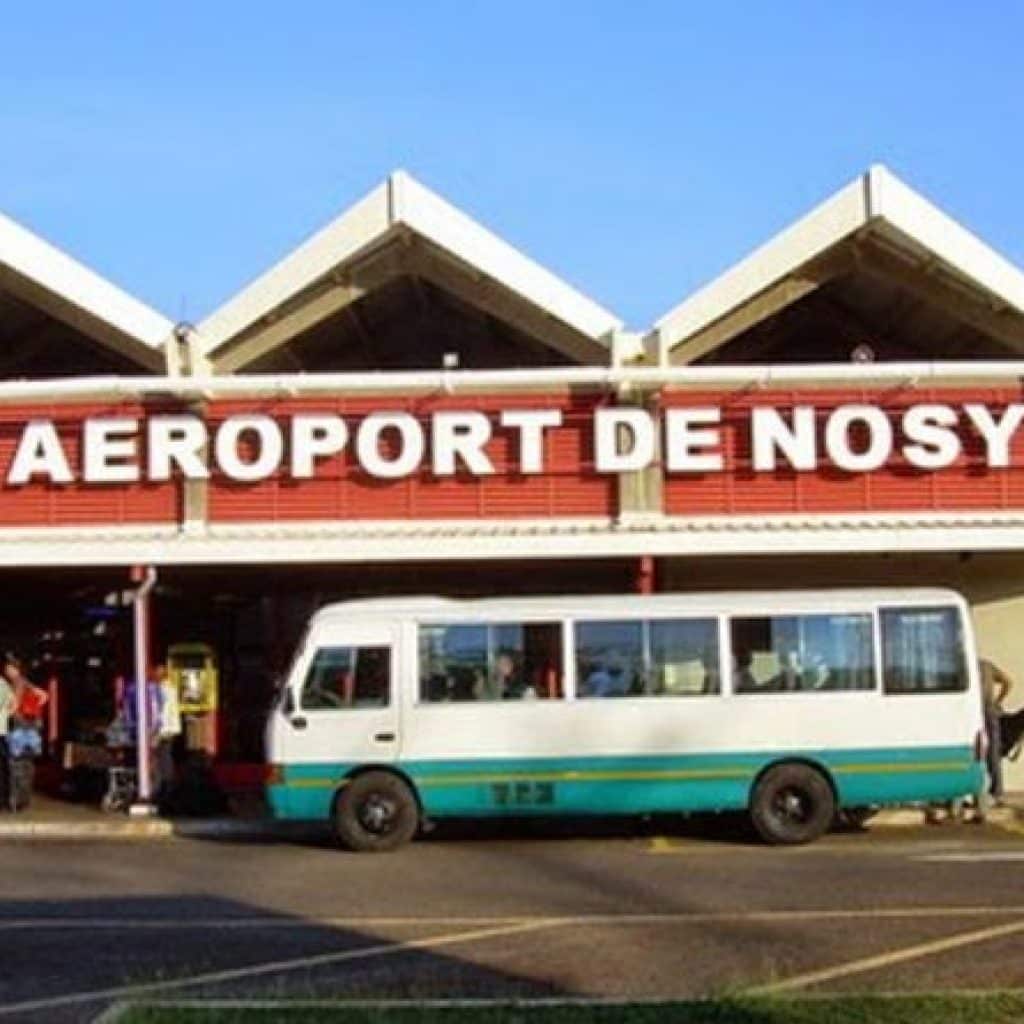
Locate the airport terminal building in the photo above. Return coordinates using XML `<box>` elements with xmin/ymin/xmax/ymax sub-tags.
<box><xmin>2</xmin><ymin>165</ymin><xmax>1024</xmax><ymax>794</ymax></box>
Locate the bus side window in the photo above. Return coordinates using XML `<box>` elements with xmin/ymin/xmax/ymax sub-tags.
<box><xmin>493</xmin><ymin>622</ymin><xmax>564</xmax><ymax>701</ymax></box>
<box><xmin>418</xmin><ymin>624</ymin><xmax>487</xmax><ymax>703</ymax></box>
<box><xmin>575</xmin><ymin>621</ymin><xmax>643</xmax><ymax>699</ymax></box>
<box><xmin>418</xmin><ymin>622</ymin><xmax>564</xmax><ymax>702</ymax></box>
<box><xmin>576</xmin><ymin>618</ymin><xmax>719</xmax><ymax>699</ymax></box>
<box><xmin>731</xmin><ymin>614</ymin><xmax>874</xmax><ymax>694</ymax></box>
<box><xmin>650</xmin><ymin>618</ymin><xmax>720</xmax><ymax>696</ymax></box>
<box><xmin>881</xmin><ymin>606</ymin><xmax>968</xmax><ymax>694</ymax></box>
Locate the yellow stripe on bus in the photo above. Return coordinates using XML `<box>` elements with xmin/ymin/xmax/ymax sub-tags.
<box><xmin>831</xmin><ymin>762</ymin><xmax>968</xmax><ymax>775</ymax></box>
<box><xmin>279</xmin><ymin>760</ymin><xmax>970</xmax><ymax>790</ymax></box>
<box><xmin>416</xmin><ymin>768</ymin><xmax>755</xmax><ymax>787</ymax></box>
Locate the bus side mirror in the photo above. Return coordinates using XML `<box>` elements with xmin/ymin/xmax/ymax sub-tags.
<box><xmin>281</xmin><ymin>688</ymin><xmax>295</xmax><ymax>717</ymax></box>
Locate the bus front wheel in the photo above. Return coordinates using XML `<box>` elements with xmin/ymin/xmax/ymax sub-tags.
<box><xmin>750</xmin><ymin>763</ymin><xmax>835</xmax><ymax>845</ymax></box>
<box><xmin>333</xmin><ymin>771</ymin><xmax>419</xmax><ymax>853</ymax></box>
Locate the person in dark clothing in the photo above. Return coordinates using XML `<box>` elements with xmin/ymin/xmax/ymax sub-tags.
<box><xmin>980</xmin><ymin>659</ymin><xmax>1015</xmax><ymax>806</ymax></box>
<box><xmin>0</xmin><ymin>672</ymin><xmax>12</xmax><ymax>810</ymax></box>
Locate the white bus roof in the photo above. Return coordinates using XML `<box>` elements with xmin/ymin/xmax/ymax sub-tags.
<box><xmin>309</xmin><ymin>588</ymin><xmax>966</xmax><ymax>627</ymax></box>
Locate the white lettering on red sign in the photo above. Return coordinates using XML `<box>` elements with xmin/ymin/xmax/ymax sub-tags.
<box><xmin>3</xmin><ymin>402</ymin><xmax>1023</xmax><ymax>486</ymax></box>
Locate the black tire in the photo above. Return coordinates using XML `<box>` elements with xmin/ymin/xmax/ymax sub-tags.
<box><xmin>333</xmin><ymin>771</ymin><xmax>419</xmax><ymax>852</ymax></box>
<box><xmin>750</xmin><ymin>763</ymin><xmax>835</xmax><ymax>845</ymax></box>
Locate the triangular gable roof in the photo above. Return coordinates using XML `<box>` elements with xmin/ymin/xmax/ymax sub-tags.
<box><xmin>652</xmin><ymin>165</ymin><xmax>1024</xmax><ymax>364</ymax></box>
<box><xmin>196</xmin><ymin>171</ymin><xmax>623</xmax><ymax>371</ymax></box>
<box><xmin>0</xmin><ymin>209</ymin><xmax>172</xmax><ymax>372</ymax></box>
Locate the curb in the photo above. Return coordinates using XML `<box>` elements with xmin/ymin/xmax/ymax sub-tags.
<box><xmin>0</xmin><ymin>803</ymin><xmax>1020</xmax><ymax>841</ymax></box>
<box><xmin>870</xmin><ymin>804</ymin><xmax>1024</xmax><ymax>829</ymax></box>
<box><xmin>0</xmin><ymin>818</ymin><xmax>320</xmax><ymax>840</ymax></box>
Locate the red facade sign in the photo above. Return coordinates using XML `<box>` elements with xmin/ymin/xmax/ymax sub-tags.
<box><xmin>206</xmin><ymin>393</ymin><xmax>615</xmax><ymax>523</ymax></box>
<box><xmin>3</xmin><ymin>386</ymin><xmax>1024</xmax><ymax>528</ymax></box>
<box><xmin>662</xmin><ymin>386</ymin><xmax>1024</xmax><ymax>516</ymax></box>
<box><xmin>0</xmin><ymin>402</ymin><xmax>178</xmax><ymax>527</ymax></box>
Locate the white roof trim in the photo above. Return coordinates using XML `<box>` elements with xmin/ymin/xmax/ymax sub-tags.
<box><xmin>0</xmin><ymin>510</ymin><xmax>1023</xmax><ymax>566</ymax></box>
<box><xmin>392</xmin><ymin>173</ymin><xmax>621</xmax><ymax>340</ymax></box>
<box><xmin>0</xmin><ymin>209</ymin><xmax>173</xmax><ymax>354</ymax></box>
<box><xmin>1</xmin><ymin>359</ymin><xmax>1024</xmax><ymax>404</ymax></box>
<box><xmin>653</xmin><ymin>164</ymin><xmax>1024</xmax><ymax>361</ymax></box>
<box><xmin>196</xmin><ymin>171</ymin><xmax>623</xmax><ymax>358</ymax></box>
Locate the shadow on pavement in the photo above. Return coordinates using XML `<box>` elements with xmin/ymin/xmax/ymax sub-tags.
<box><xmin>0</xmin><ymin>893</ymin><xmax>568</xmax><ymax>1024</ymax></box>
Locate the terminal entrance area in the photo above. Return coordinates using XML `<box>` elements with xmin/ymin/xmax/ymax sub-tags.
<box><xmin>0</xmin><ymin>567</ymin><xmax>243</xmax><ymax>814</ymax></box>
<box><xmin>0</xmin><ymin>558</ymin><xmax>640</xmax><ymax>816</ymax></box>
<box><xmin>5</xmin><ymin>550</ymin><xmax>1022</xmax><ymax>815</ymax></box>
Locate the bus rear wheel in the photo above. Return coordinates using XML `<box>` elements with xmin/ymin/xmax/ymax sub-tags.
<box><xmin>750</xmin><ymin>763</ymin><xmax>835</xmax><ymax>845</ymax></box>
<box><xmin>333</xmin><ymin>771</ymin><xmax>419</xmax><ymax>853</ymax></box>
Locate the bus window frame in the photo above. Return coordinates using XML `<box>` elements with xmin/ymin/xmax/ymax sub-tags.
<box><xmin>296</xmin><ymin>643</ymin><xmax>395</xmax><ymax>714</ymax></box>
<box><xmin>412</xmin><ymin>615</ymin><xmax>570</xmax><ymax>708</ymax></box>
<box><xmin>569</xmin><ymin>613</ymin><xmax>726</xmax><ymax>702</ymax></box>
<box><xmin>723</xmin><ymin>607</ymin><xmax>881</xmax><ymax>698</ymax></box>
<box><xmin>877</xmin><ymin>602</ymin><xmax>971</xmax><ymax>697</ymax></box>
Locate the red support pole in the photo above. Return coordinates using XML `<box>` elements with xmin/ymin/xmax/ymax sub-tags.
<box><xmin>46</xmin><ymin>676</ymin><xmax>59</xmax><ymax>750</ymax></box>
<box><xmin>636</xmin><ymin>555</ymin><xmax>656</xmax><ymax>595</ymax></box>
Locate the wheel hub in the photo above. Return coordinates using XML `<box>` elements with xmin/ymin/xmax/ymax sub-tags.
<box><xmin>773</xmin><ymin>786</ymin><xmax>809</xmax><ymax>824</ymax></box>
<box><xmin>359</xmin><ymin>793</ymin><xmax>397</xmax><ymax>834</ymax></box>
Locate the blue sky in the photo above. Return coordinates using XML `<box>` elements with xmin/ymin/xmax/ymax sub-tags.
<box><xmin>1</xmin><ymin>3</ymin><xmax>1021</xmax><ymax>330</ymax></box>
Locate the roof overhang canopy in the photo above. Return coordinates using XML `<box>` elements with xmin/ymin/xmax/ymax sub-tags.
<box><xmin>653</xmin><ymin>166</ymin><xmax>1024</xmax><ymax>365</ymax></box>
<box><xmin>196</xmin><ymin>172</ymin><xmax>623</xmax><ymax>372</ymax></box>
<box><xmin>0</xmin><ymin>210</ymin><xmax>171</xmax><ymax>373</ymax></box>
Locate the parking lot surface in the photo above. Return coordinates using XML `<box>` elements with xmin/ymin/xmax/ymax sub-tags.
<box><xmin>2</xmin><ymin>819</ymin><xmax>1024</xmax><ymax>1022</ymax></box>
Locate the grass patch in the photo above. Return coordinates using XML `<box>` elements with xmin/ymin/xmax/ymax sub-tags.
<box><xmin>116</xmin><ymin>992</ymin><xmax>1024</xmax><ymax>1024</ymax></box>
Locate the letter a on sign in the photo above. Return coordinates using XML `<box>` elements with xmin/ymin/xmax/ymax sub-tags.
<box><xmin>8</xmin><ymin>421</ymin><xmax>73</xmax><ymax>485</ymax></box>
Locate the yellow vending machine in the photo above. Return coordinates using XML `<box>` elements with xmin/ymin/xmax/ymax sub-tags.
<box><xmin>168</xmin><ymin>643</ymin><xmax>219</xmax><ymax>757</ymax></box>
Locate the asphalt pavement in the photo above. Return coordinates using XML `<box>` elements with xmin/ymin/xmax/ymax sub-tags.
<box><xmin>1</xmin><ymin>817</ymin><xmax>1024</xmax><ymax>1022</ymax></box>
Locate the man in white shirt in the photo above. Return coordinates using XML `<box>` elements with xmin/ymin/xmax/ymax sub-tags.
<box><xmin>154</xmin><ymin>663</ymin><xmax>182</xmax><ymax>801</ymax></box>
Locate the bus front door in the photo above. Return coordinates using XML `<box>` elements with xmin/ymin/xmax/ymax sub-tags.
<box><xmin>281</xmin><ymin>626</ymin><xmax>402</xmax><ymax>779</ymax></box>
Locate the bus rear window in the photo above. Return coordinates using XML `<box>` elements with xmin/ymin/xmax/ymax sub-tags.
<box><xmin>880</xmin><ymin>606</ymin><xmax>968</xmax><ymax>694</ymax></box>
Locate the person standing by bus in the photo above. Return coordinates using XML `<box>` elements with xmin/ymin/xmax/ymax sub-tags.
<box><xmin>154</xmin><ymin>663</ymin><xmax>181</xmax><ymax>801</ymax></box>
<box><xmin>980</xmin><ymin>658</ymin><xmax>1015</xmax><ymax>805</ymax></box>
<box><xmin>122</xmin><ymin>671</ymin><xmax>164</xmax><ymax>801</ymax></box>
<box><xmin>0</xmin><ymin>670</ymin><xmax>13</xmax><ymax>809</ymax></box>
<box><xmin>3</xmin><ymin>655</ymin><xmax>47</xmax><ymax>811</ymax></box>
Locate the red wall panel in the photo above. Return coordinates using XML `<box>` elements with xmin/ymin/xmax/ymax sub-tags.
<box><xmin>662</xmin><ymin>385</ymin><xmax>1024</xmax><ymax>517</ymax></box>
<box><xmin>0</xmin><ymin>402</ymin><xmax>178</xmax><ymax>527</ymax></box>
<box><xmin>4</xmin><ymin>384</ymin><xmax>1023</xmax><ymax>531</ymax></box>
<box><xmin>205</xmin><ymin>393</ymin><xmax>616</xmax><ymax>523</ymax></box>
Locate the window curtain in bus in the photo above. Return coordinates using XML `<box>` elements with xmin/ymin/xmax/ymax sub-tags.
<box><xmin>883</xmin><ymin>608</ymin><xmax>960</xmax><ymax>692</ymax></box>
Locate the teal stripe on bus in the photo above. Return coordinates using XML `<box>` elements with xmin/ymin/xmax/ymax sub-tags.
<box><xmin>265</xmin><ymin>746</ymin><xmax>982</xmax><ymax>822</ymax></box>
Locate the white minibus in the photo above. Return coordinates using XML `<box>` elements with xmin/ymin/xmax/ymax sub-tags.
<box><xmin>265</xmin><ymin>588</ymin><xmax>986</xmax><ymax>850</ymax></box>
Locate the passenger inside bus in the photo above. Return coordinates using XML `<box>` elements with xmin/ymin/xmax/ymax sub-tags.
<box><xmin>732</xmin><ymin>651</ymin><xmax>758</xmax><ymax>693</ymax></box>
<box><xmin>584</xmin><ymin>653</ymin><xmax>633</xmax><ymax>697</ymax></box>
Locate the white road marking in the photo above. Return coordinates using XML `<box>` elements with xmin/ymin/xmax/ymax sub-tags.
<box><xmin>915</xmin><ymin>852</ymin><xmax>1024</xmax><ymax>862</ymax></box>
<box><xmin>747</xmin><ymin>917</ymin><xmax>1024</xmax><ymax>994</ymax></box>
<box><xmin>8</xmin><ymin>904</ymin><xmax>1024</xmax><ymax>1013</ymax></box>
<box><xmin>646</xmin><ymin>836</ymin><xmax>1013</xmax><ymax>856</ymax></box>
<box><xmin>0</xmin><ymin>917</ymin><xmax>568</xmax><ymax>1017</ymax></box>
